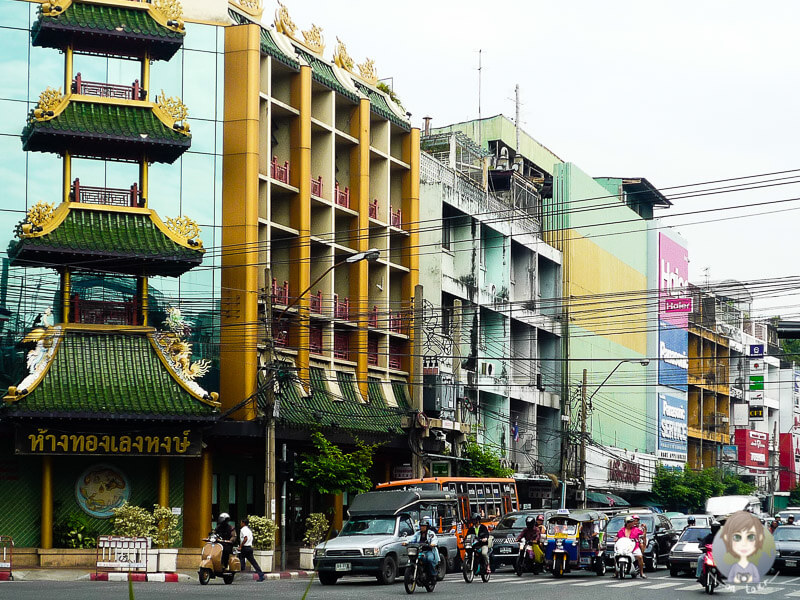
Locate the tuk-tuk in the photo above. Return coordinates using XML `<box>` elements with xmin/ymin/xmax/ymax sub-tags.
<box><xmin>544</xmin><ymin>509</ymin><xmax>607</xmax><ymax>577</ymax></box>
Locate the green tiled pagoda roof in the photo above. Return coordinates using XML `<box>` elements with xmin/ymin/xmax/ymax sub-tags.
<box><xmin>4</xmin><ymin>327</ymin><xmax>218</xmax><ymax>420</ymax></box>
<box><xmin>368</xmin><ymin>377</ymin><xmax>386</xmax><ymax>407</ymax></box>
<box><xmin>22</xmin><ymin>100</ymin><xmax>191</xmax><ymax>164</ymax></box>
<box><xmin>228</xmin><ymin>9</ymin><xmax>300</xmax><ymax>69</ymax></box>
<box><xmin>264</xmin><ymin>367</ymin><xmax>406</xmax><ymax>436</ymax></box>
<box><xmin>354</xmin><ymin>82</ymin><xmax>411</xmax><ymax>130</ymax></box>
<box><xmin>9</xmin><ymin>206</ymin><xmax>203</xmax><ymax>278</ymax></box>
<box><xmin>32</xmin><ymin>2</ymin><xmax>184</xmax><ymax>61</ymax></box>
<box><xmin>392</xmin><ymin>381</ymin><xmax>411</xmax><ymax>409</ymax></box>
<box><xmin>296</xmin><ymin>48</ymin><xmax>360</xmax><ymax>103</ymax></box>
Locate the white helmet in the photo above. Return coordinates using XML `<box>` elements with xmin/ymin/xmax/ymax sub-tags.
<box><xmin>218</xmin><ymin>512</ymin><xmax>230</xmax><ymax>524</ymax></box>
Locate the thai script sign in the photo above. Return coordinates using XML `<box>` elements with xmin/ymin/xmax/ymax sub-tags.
<box><xmin>658</xmin><ymin>393</ymin><xmax>688</xmax><ymax>462</ymax></box>
<box><xmin>735</xmin><ymin>429</ymin><xmax>769</xmax><ymax>469</ymax></box>
<box><xmin>14</xmin><ymin>427</ymin><xmax>201</xmax><ymax>456</ymax></box>
<box><xmin>608</xmin><ymin>459</ymin><xmax>640</xmax><ymax>484</ymax></box>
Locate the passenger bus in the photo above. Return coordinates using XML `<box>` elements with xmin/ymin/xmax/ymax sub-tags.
<box><xmin>375</xmin><ymin>477</ymin><xmax>519</xmax><ymax>525</ymax></box>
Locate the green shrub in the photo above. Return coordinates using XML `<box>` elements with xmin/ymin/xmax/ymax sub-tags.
<box><xmin>111</xmin><ymin>502</ymin><xmax>154</xmax><ymax>539</ymax></box>
<box><xmin>303</xmin><ymin>513</ymin><xmax>329</xmax><ymax>548</ymax></box>
<box><xmin>55</xmin><ymin>514</ymin><xmax>97</xmax><ymax>549</ymax></box>
<box><xmin>247</xmin><ymin>515</ymin><xmax>278</xmax><ymax>551</ymax></box>
<box><xmin>152</xmin><ymin>505</ymin><xmax>180</xmax><ymax>548</ymax></box>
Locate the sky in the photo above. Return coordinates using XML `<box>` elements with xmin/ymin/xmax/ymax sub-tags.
<box><xmin>275</xmin><ymin>1</ymin><xmax>800</xmax><ymax>317</ymax></box>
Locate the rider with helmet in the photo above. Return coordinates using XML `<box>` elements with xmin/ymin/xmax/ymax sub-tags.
<box><xmin>467</xmin><ymin>512</ymin><xmax>491</xmax><ymax>574</ymax></box>
<box><xmin>407</xmin><ymin>517</ymin><xmax>439</xmax><ymax>581</ymax></box>
<box><xmin>214</xmin><ymin>513</ymin><xmax>236</xmax><ymax>569</ymax></box>
<box><xmin>516</xmin><ymin>516</ymin><xmax>542</xmax><ymax>545</ymax></box>
<box><xmin>696</xmin><ymin>520</ymin><xmax>721</xmax><ymax>581</ymax></box>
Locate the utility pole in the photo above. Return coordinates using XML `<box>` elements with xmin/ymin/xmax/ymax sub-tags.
<box><xmin>477</xmin><ymin>49</ymin><xmax>482</xmax><ymax>147</ymax></box>
<box><xmin>452</xmin><ymin>299</ymin><xmax>463</xmax><ymax>465</ymax></box>
<box><xmin>514</xmin><ymin>84</ymin><xmax>520</xmax><ymax>154</ymax></box>
<box><xmin>412</xmin><ymin>284</ymin><xmax>425</xmax><ymax>478</ymax></box>
<box><xmin>280</xmin><ymin>442</ymin><xmax>287</xmax><ymax>571</ymax></box>
<box><xmin>263</xmin><ymin>267</ymin><xmax>276</xmax><ymax>522</ymax></box>
<box><xmin>580</xmin><ymin>368</ymin><xmax>588</xmax><ymax>509</ymax></box>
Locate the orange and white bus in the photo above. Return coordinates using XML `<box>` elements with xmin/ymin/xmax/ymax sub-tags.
<box><xmin>375</xmin><ymin>477</ymin><xmax>519</xmax><ymax>524</ymax></box>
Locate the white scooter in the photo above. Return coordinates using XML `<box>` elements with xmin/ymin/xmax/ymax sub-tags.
<box><xmin>613</xmin><ymin>537</ymin><xmax>638</xmax><ymax>579</ymax></box>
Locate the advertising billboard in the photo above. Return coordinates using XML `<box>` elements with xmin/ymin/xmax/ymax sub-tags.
<box><xmin>734</xmin><ymin>429</ymin><xmax>769</xmax><ymax>471</ymax></box>
<box><xmin>658</xmin><ymin>393</ymin><xmax>688</xmax><ymax>462</ymax></box>
<box><xmin>779</xmin><ymin>433</ymin><xmax>800</xmax><ymax>491</ymax></box>
<box><xmin>658</xmin><ymin>234</ymin><xmax>689</xmax><ymax>390</ymax></box>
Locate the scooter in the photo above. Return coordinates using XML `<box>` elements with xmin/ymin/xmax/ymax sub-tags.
<box><xmin>514</xmin><ymin>541</ymin><xmax>543</xmax><ymax>576</ymax></box>
<box><xmin>613</xmin><ymin>537</ymin><xmax>638</xmax><ymax>579</ymax></box>
<box><xmin>699</xmin><ymin>544</ymin><xmax>722</xmax><ymax>595</ymax></box>
<box><xmin>198</xmin><ymin>534</ymin><xmax>241</xmax><ymax>585</ymax></box>
<box><xmin>462</xmin><ymin>534</ymin><xmax>492</xmax><ymax>583</ymax></box>
<box><xmin>404</xmin><ymin>543</ymin><xmax>437</xmax><ymax>594</ymax></box>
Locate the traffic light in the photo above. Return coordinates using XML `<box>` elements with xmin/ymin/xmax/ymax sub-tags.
<box><xmin>277</xmin><ymin>451</ymin><xmax>297</xmax><ymax>482</ymax></box>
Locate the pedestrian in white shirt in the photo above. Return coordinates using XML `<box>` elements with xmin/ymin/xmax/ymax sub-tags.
<box><xmin>239</xmin><ymin>518</ymin><xmax>265</xmax><ymax>581</ymax></box>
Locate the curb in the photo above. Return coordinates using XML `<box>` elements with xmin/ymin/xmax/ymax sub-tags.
<box><xmin>252</xmin><ymin>570</ymin><xmax>313</xmax><ymax>581</ymax></box>
<box><xmin>90</xmin><ymin>572</ymin><xmax>185</xmax><ymax>582</ymax></box>
<box><xmin>0</xmin><ymin>572</ymin><xmax>11</xmax><ymax>581</ymax></box>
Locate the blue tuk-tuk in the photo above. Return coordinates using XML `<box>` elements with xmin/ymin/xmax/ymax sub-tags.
<box><xmin>544</xmin><ymin>509</ymin><xmax>607</xmax><ymax>577</ymax></box>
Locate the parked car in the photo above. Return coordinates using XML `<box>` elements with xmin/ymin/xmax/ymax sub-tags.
<box><xmin>777</xmin><ymin>510</ymin><xmax>800</xmax><ymax>524</ymax></box>
<box><xmin>489</xmin><ymin>511</ymin><xmax>543</xmax><ymax>571</ymax></box>
<box><xmin>669</xmin><ymin>515</ymin><xmax>711</xmax><ymax>531</ymax></box>
<box><xmin>773</xmin><ymin>525</ymin><xmax>800</xmax><ymax>572</ymax></box>
<box><xmin>663</xmin><ymin>511</ymin><xmax>685</xmax><ymax>520</ymax></box>
<box><xmin>668</xmin><ymin>526</ymin><xmax>711</xmax><ymax>576</ymax></box>
<box><xmin>313</xmin><ymin>490</ymin><xmax>460</xmax><ymax>586</ymax></box>
<box><xmin>603</xmin><ymin>512</ymin><xmax>678</xmax><ymax>571</ymax></box>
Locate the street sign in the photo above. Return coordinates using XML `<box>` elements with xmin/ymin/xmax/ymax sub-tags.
<box><xmin>749</xmin><ymin>406</ymin><xmax>765</xmax><ymax>421</ymax></box>
<box><xmin>393</xmin><ymin>465</ymin><xmax>413</xmax><ymax>480</ymax></box>
<box><xmin>749</xmin><ymin>375</ymin><xmax>764</xmax><ymax>391</ymax></box>
<box><xmin>750</xmin><ymin>344</ymin><xmax>764</xmax><ymax>358</ymax></box>
<box><xmin>430</xmin><ymin>461</ymin><xmax>450</xmax><ymax>477</ymax></box>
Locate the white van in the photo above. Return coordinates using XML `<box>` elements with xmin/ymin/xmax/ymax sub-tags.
<box><xmin>704</xmin><ymin>495</ymin><xmax>761</xmax><ymax>519</ymax></box>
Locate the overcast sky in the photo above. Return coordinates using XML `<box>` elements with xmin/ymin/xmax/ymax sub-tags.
<box><xmin>279</xmin><ymin>1</ymin><xmax>800</xmax><ymax>316</ymax></box>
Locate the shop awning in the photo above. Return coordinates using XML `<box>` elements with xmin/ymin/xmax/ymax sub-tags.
<box><xmin>587</xmin><ymin>491</ymin><xmax>630</xmax><ymax>507</ymax></box>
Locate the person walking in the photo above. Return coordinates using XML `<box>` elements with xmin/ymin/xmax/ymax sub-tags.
<box><xmin>239</xmin><ymin>518</ymin><xmax>265</xmax><ymax>582</ymax></box>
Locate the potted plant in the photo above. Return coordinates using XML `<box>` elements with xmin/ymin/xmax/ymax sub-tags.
<box><xmin>111</xmin><ymin>502</ymin><xmax>156</xmax><ymax>572</ymax></box>
<box><xmin>152</xmin><ymin>505</ymin><xmax>180</xmax><ymax>572</ymax></box>
<box><xmin>247</xmin><ymin>515</ymin><xmax>277</xmax><ymax>572</ymax></box>
<box><xmin>300</xmin><ymin>513</ymin><xmax>329</xmax><ymax>570</ymax></box>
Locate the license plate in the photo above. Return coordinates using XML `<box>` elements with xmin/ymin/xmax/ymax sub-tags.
<box><xmin>499</xmin><ymin>547</ymin><xmax>512</xmax><ymax>554</ymax></box>
<box><xmin>580</xmin><ymin>557</ymin><xmax>591</xmax><ymax>564</ymax></box>
<box><xmin>689</xmin><ymin>561</ymin><xmax>697</xmax><ymax>568</ymax></box>
<box><xmin>335</xmin><ymin>562</ymin><xmax>351</xmax><ymax>572</ymax></box>
<box><xmin>787</xmin><ymin>560</ymin><xmax>797</xmax><ymax>567</ymax></box>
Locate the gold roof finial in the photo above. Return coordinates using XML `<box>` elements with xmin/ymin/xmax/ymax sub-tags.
<box><xmin>274</xmin><ymin>1</ymin><xmax>297</xmax><ymax>37</ymax></box>
<box><xmin>233</xmin><ymin>0</ymin><xmax>263</xmax><ymax>18</ymax></box>
<box><xmin>33</xmin><ymin>87</ymin><xmax>64</xmax><ymax>121</ymax></box>
<box><xmin>357</xmin><ymin>58</ymin><xmax>378</xmax><ymax>85</ymax></box>
<box><xmin>19</xmin><ymin>201</ymin><xmax>56</xmax><ymax>237</ymax></box>
<box><xmin>333</xmin><ymin>37</ymin><xmax>354</xmax><ymax>72</ymax></box>
<box><xmin>165</xmin><ymin>216</ymin><xmax>202</xmax><ymax>246</ymax></box>
<box><xmin>301</xmin><ymin>24</ymin><xmax>325</xmax><ymax>54</ymax></box>
<box><xmin>152</xmin><ymin>0</ymin><xmax>183</xmax><ymax>22</ymax></box>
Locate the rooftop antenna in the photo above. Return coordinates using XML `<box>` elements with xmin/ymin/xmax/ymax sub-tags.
<box><xmin>515</xmin><ymin>83</ymin><xmax>520</xmax><ymax>154</ymax></box>
<box><xmin>477</xmin><ymin>49</ymin><xmax>482</xmax><ymax>147</ymax></box>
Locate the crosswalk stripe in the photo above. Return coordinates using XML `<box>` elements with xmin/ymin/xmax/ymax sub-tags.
<box><xmin>676</xmin><ymin>584</ymin><xmax>702</xmax><ymax>590</ymax></box>
<box><xmin>606</xmin><ymin>580</ymin><xmax>648</xmax><ymax>588</ymax></box>
<box><xmin>532</xmin><ymin>579</ymin><xmax>571</xmax><ymax>584</ymax></box>
<box><xmin>642</xmin><ymin>581</ymin><xmax>685</xmax><ymax>589</ymax></box>
<box><xmin>785</xmin><ymin>590</ymin><xmax>800</xmax><ymax>597</ymax></box>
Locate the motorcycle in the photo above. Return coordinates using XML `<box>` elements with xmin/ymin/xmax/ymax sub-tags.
<box><xmin>462</xmin><ymin>534</ymin><xmax>492</xmax><ymax>583</ymax></box>
<box><xmin>198</xmin><ymin>533</ymin><xmax>241</xmax><ymax>585</ymax></box>
<box><xmin>699</xmin><ymin>544</ymin><xmax>722</xmax><ymax>595</ymax></box>
<box><xmin>613</xmin><ymin>537</ymin><xmax>638</xmax><ymax>579</ymax></box>
<box><xmin>404</xmin><ymin>543</ymin><xmax>437</xmax><ymax>594</ymax></box>
<box><xmin>515</xmin><ymin>541</ymin><xmax>543</xmax><ymax>576</ymax></box>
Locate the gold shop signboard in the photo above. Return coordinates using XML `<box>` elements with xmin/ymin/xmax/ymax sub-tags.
<box><xmin>15</xmin><ymin>426</ymin><xmax>202</xmax><ymax>457</ymax></box>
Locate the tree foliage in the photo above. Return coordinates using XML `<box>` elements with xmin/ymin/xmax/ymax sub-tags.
<box><xmin>296</xmin><ymin>432</ymin><xmax>379</xmax><ymax>496</ymax></box>
<box><xmin>790</xmin><ymin>484</ymin><xmax>800</xmax><ymax>506</ymax></box>
<box><xmin>459</xmin><ymin>440</ymin><xmax>514</xmax><ymax>478</ymax></box>
<box><xmin>652</xmin><ymin>465</ymin><xmax>756</xmax><ymax>512</ymax></box>
<box><xmin>781</xmin><ymin>339</ymin><xmax>800</xmax><ymax>365</ymax></box>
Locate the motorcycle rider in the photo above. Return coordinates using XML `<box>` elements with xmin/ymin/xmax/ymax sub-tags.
<box><xmin>406</xmin><ymin>517</ymin><xmax>439</xmax><ymax>581</ymax></box>
<box><xmin>214</xmin><ymin>512</ymin><xmax>236</xmax><ymax>570</ymax></box>
<box><xmin>516</xmin><ymin>516</ymin><xmax>541</xmax><ymax>547</ymax></box>
<box><xmin>617</xmin><ymin>515</ymin><xmax>646</xmax><ymax>578</ymax></box>
<box><xmin>685</xmin><ymin>516</ymin><xmax>696</xmax><ymax>530</ymax></box>
<box><xmin>696</xmin><ymin>520</ymin><xmax>722</xmax><ymax>581</ymax></box>
<box><xmin>466</xmin><ymin>512</ymin><xmax>491</xmax><ymax>574</ymax></box>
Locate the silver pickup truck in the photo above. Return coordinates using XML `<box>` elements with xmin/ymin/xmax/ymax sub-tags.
<box><xmin>313</xmin><ymin>490</ymin><xmax>460</xmax><ymax>586</ymax></box>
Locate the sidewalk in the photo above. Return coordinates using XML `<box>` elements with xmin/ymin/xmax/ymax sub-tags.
<box><xmin>5</xmin><ymin>567</ymin><xmax>312</xmax><ymax>582</ymax></box>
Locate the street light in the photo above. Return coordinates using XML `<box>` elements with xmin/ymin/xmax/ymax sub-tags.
<box><xmin>265</xmin><ymin>248</ymin><xmax>380</xmax><ymax>570</ymax></box>
<box><xmin>579</xmin><ymin>358</ymin><xmax>650</xmax><ymax>508</ymax></box>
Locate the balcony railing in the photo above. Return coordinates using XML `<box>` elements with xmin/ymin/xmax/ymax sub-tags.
<box><xmin>310</xmin><ymin>326</ymin><xmax>323</xmax><ymax>355</ymax></box>
<box><xmin>391</xmin><ymin>207</ymin><xmax>402</xmax><ymax>227</ymax></box>
<box><xmin>333</xmin><ymin>294</ymin><xmax>350</xmax><ymax>320</ymax></box>
<box><xmin>72</xmin><ymin>72</ymin><xmax>145</xmax><ymax>100</ymax></box>
<box><xmin>388</xmin><ymin>341</ymin><xmax>402</xmax><ymax>370</ymax></box>
<box><xmin>272</xmin><ymin>323</ymin><xmax>288</xmax><ymax>348</ymax></box>
<box><xmin>368</xmin><ymin>337</ymin><xmax>379</xmax><ymax>366</ymax></box>
<box><xmin>309</xmin><ymin>290</ymin><xmax>323</xmax><ymax>314</ymax></box>
<box><xmin>388</xmin><ymin>309</ymin><xmax>404</xmax><ymax>334</ymax></box>
<box><xmin>311</xmin><ymin>176</ymin><xmax>323</xmax><ymax>197</ymax></box>
<box><xmin>271</xmin><ymin>278</ymin><xmax>289</xmax><ymax>306</ymax></box>
<box><xmin>71</xmin><ymin>295</ymin><xmax>137</xmax><ymax>325</ymax></box>
<box><xmin>71</xmin><ymin>178</ymin><xmax>143</xmax><ymax>207</ymax></box>
<box><xmin>334</xmin><ymin>182</ymin><xmax>350</xmax><ymax>208</ymax></box>
<box><xmin>369</xmin><ymin>199</ymin><xmax>378</xmax><ymax>219</ymax></box>
<box><xmin>333</xmin><ymin>332</ymin><xmax>349</xmax><ymax>360</ymax></box>
<box><xmin>271</xmin><ymin>157</ymin><xmax>290</xmax><ymax>184</ymax></box>
<box><xmin>368</xmin><ymin>305</ymin><xmax>379</xmax><ymax>328</ymax></box>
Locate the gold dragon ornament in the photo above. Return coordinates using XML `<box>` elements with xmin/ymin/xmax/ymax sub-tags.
<box><xmin>157</xmin><ymin>90</ymin><xmax>190</xmax><ymax>132</ymax></box>
<box><xmin>33</xmin><ymin>87</ymin><xmax>64</xmax><ymax>120</ymax></box>
<box><xmin>19</xmin><ymin>201</ymin><xmax>56</xmax><ymax>236</ymax></box>
<box><xmin>233</xmin><ymin>0</ymin><xmax>263</xmax><ymax>18</ymax></box>
<box><xmin>152</xmin><ymin>0</ymin><xmax>184</xmax><ymax>24</ymax></box>
<box><xmin>158</xmin><ymin>308</ymin><xmax>212</xmax><ymax>381</ymax></box>
<box><xmin>357</xmin><ymin>58</ymin><xmax>378</xmax><ymax>85</ymax></box>
<box><xmin>274</xmin><ymin>1</ymin><xmax>297</xmax><ymax>37</ymax></box>
<box><xmin>165</xmin><ymin>216</ymin><xmax>201</xmax><ymax>246</ymax></box>
<box><xmin>301</xmin><ymin>24</ymin><xmax>324</xmax><ymax>53</ymax></box>
<box><xmin>333</xmin><ymin>37</ymin><xmax>354</xmax><ymax>72</ymax></box>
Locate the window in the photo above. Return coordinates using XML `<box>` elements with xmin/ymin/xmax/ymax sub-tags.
<box><xmin>442</xmin><ymin>216</ymin><xmax>451</xmax><ymax>250</ymax></box>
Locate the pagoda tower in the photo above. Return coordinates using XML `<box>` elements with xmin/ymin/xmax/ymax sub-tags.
<box><xmin>2</xmin><ymin>0</ymin><xmax>218</xmax><ymax>549</ymax></box>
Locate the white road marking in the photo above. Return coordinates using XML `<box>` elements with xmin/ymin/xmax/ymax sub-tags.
<box><xmin>606</xmin><ymin>580</ymin><xmax>649</xmax><ymax>588</ymax></box>
<box><xmin>641</xmin><ymin>581</ymin><xmax>685</xmax><ymax>589</ymax></box>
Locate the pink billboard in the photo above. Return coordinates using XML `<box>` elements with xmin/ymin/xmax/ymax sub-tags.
<box><xmin>659</xmin><ymin>233</ymin><xmax>689</xmax><ymax>328</ymax></box>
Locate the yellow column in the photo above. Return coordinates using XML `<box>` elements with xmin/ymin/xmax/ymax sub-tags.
<box><xmin>332</xmin><ymin>493</ymin><xmax>344</xmax><ymax>531</ymax></box>
<box><xmin>158</xmin><ymin>457</ymin><xmax>169</xmax><ymax>507</ymax></box>
<box><xmin>183</xmin><ymin>449</ymin><xmax>213</xmax><ymax>544</ymax></box>
<box><xmin>141</xmin><ymin>51</ymin><xmax>150</xmax><ymax>96</ymax></box>
<box><xmin>221</xmin><ymin>24</ymin><xmax>260</xmax><ymax>420</ymax></box>
<box><xmin>350</xmin><ymin>99</ymin><xmax>370</xmax><ymax>401</ymax></box>
<box><xmin>290</xmin><ymin>65</ymin><xmax>311</xmax><ymax>382</ymax></box>
<box><xmin>41</xmin><ymin>456</ymin><xmax>53</xmax><ymax>549</ymax></box>
<box><xmin>63</xmin><ymin>150</ymin><xmax>71</xmax><ymax>204</ymax></box>
<box><xmin>64</xmin><ymin>47</ymin><xmax>72</xmax><ymax>93</ymax></box>
<box><xmin>139</xmin><ymin>162</ymin><xmax>148</xmax><ymax>207</ymax></box>
<box><xmin>61</xmin><ymin>270</ymin><xmax>70</xmax><ymax>323</ymax></box>
<box><xmin>402</xmin><ymin>128</ymin><xmax>421</xmax><ymax>374</ymax></box>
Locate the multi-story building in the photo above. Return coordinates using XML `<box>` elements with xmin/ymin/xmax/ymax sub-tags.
<box><xmin>222</xmin><ymin>3</ymin><xmax>419</xmax><ymax>535</ymax></box>
<box><xmin>0</xmin><ymin>0</ymin><xmax>225</xmax><ymax>552</ymax></box>
<box><xmin>418</xmin><ymin>126</ymin><xmax>563</xmax><ymax>502</ymax></box>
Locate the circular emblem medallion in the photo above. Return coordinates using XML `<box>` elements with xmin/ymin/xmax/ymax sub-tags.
<box><xmin>75</xmin><ymin>464</ymin><xmax>130</xmax><ymax>519</ymax></box>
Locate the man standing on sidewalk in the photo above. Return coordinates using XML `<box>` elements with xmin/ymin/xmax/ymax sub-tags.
<box><xmin>239</xmin><ymin>518</ymin><xmax>265</xmax><ymax>581</ymax></box>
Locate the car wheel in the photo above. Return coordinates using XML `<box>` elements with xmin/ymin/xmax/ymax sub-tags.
<box><xmin>318</xmin><ymin>572</ymin><xmax>339</xmax><ymax>586</ymax></box>
<box><xmin>645</xmin><ymin>556</ymin><xmax>655</xmax><ymax>572</ymax></box>
<box><xmin>670</xmin><ymin>566</ymin><xmax>679</xmax><ymax>577</ymax></box>
<box><xmin>377</xmin><ymin>555</ymin><xmax>397</xmax><ymax>585</ymax></box>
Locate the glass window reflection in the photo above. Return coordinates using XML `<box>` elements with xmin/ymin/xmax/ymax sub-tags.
<box><xmin>181</xmin><ymin>153</ymin><xmax>215</xmax><ymax>222</ymax></box>
<box><xmin>148</xmin><ymin>160</ymin><xmax>182</xmax><ymax>216</ymax></box>
<box><xmin>0</xmin><ymin>99</ymin><xmax>27</xmax><ymax>135</ymax></box>
<box><xmin>0</xmin><ymin>0</ymin><xmax>32</xmax><ymax>30</ymax></box>
<box><xmin>150</xmin><ymin>49</ymin><xmax>183</xmax><ymax>98</ymax></box>
<box><xmin>28</xmin><ymin>45</ymin><xmax>64</xmax><ymax>102</ymax></box>
<box><xmin>26</xmin><ymin>151</ymin><xmax>61</xmax><ymax>205</ymax></box>
<box><xmin>183</xmin><ymin>50</ymin><xmax>216</xmax><ymax>121</ymax></box>
<box><xmin>0</xmin><ymin>134</ymin><xmax>27</xmax><ymax>213</ymax></box>
<box><xmin>185</xmin><ymin>23</ymin><xmax>217</xmax><ymax>52</ymax></box>
<box><xmin>0</xmin><ymin>27</ymin><xmax>30</xmax><ymax>101</ymax></box>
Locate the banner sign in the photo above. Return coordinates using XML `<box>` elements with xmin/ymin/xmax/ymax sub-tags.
<box><xmin>749</xmin><ymin>344</ymin><xmax>764</xmax><ymax>358</ymax></box>
<box><xmin>658</xmin><ymin>234</ymin><xmax>689</xmax><ymax>391</ymax></box>
<box><xmin>658</xmin><ymin>393</ymin><xmax>688</xmax><ymax>461</ymax></box>
<box><xmin>664</xmin><ymin>297</ymin><xmax>693</xmax><ymax>313</ymax></box>
<box><xmin>14</xmin><ymin>427</ymin><xmax>201</xmax><ymax>457</ymax></box>
<box><xmin>721</xmin><ymin>445</ymin><xmax>738</xmax><ymax>462</ymax></box>
<box><xmin>659</xmin><ymin>322</ymin><xmax>689</xmax><ymax>390</ymax></box>
<box><xmin>734</xmin><ymin>429</ymin><xmax>768</xmax><ymax>469</ymax></box>
<box><xmin>749</xmin><ymin>406</ymin><xmax>765</xmax><ymax>421</ymax></box>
